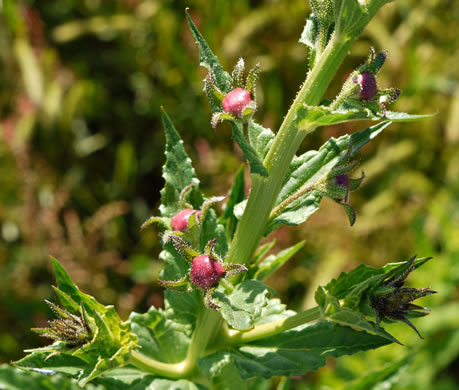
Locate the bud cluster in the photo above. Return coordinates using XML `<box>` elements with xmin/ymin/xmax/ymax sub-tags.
<box><xmin>367</xmin><ymin>255</ymin><xmax>436</xmax><ymax>339</ymax></box>
<box><xmin>32</xmin><ymin>300</ymin><xmax>93</xmax><ymax>349</ymax></box>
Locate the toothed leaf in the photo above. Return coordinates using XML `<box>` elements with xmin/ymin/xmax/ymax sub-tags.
<box><xmin>186</xmin><ymin>10</ymin><xmax>232</xmax><ymax>92</ymax></box>
<box><xmin>160</xmin><ymin>109</ymin><xmax>203</xmax><ymax>218</ymax></box>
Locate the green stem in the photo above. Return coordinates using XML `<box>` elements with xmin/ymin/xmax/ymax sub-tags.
<box><xmin>226</xmin><ymin>35</ymin><xmax>354</xmax><ymax>267</ymax></box>
<box><xmin>227</xmin><ymin>306</ymin><xmax>321</xmax><ymax>344</ymax></box>
<box><xmin>130</xmin><ymin>307</ymin><xmax>223</xmax><ymax>379</ymax></box>
<box><xmin>130</xmin><ymin>350</ymin><xmax>188</xmax><ymax>379</ymax></box>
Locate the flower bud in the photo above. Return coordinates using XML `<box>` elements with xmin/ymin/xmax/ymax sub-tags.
<box><xmin>222</xmin><ymin>88</ymin><xmax>253</xmax><ymax>116</ymax></box>
<box><xmin>368</xmin><ymin>255</ymin><xmax>436</xmax><ymax>339</ymax></box>
<box><xmin>190</xmin><ymin>255</ymin><xmax>226</xmax><ymax>289</ymax></box>
<box><xmin>356</xmin><ymin>71</ymin><xmax>378</xmax><ymax>101</ymax></box>
<box><xmin>171</xmin><ymin>209</ymin><xmax>202</xmax><ymax>231</ymax></box>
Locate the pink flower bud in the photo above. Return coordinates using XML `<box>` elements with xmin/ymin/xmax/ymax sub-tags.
<box><xmin>357</xmin><ymin>71</ymin><xmax>377</xmax><ymax>101</ymax></box>
<box><xmin>222</xmin><ymin>88</ymin><xmax>252</xmax><ymax>116</ymax></box>
<box><xmin>190</xmin><ymin>255</ymin><xmax>226</xmax><ymax>289</ymax></box>
<box><xmin>171</xmin><ymin>209</ymin><xmax>202</xmax><ymax>231</ymax></box>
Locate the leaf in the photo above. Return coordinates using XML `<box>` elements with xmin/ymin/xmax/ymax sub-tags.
<box><xmin>200</xmin><ymin>208</ymin><xmax>228</xmax><ymax>257</ymax></box>
<box><xmin>247</xmin><ymin>121</ymin><xmax>275</xmax><ymax>161</ymax></box>
<box><xmin>186</xmin><ymin>9</ymin><xmax>232</xmax><ymax>92</ymax></box>
<box><xmin>268</xmin><ymin>122</ymin><xmax>391</xmax><ymax>233</ymax></box>
<box><xmin>159</xmin><ymin>108</ymin><xmax>203</xmax><ymax>218</ymax></box>
<box><xmin>231</xmin><ymin>123</ymin><xmax>269</xmax><ymax>177</ymax></box>
<box><xmin>219</xmin><ymin>165</ymin><xmax>246</xmax><ymax>240</ymax></box>
<box><xmin>129</xmin><ymin>306</ymin><xmax>191</xmax><ymax>364</ymax></box>
<box><xmin>252</xmin><ymin>298</ymin><xmax>296</xmax><ymax>326</ymax></box>
<box><xmin>212</xmin><ymin>280</ymin><xmax>272</xmax><ymax>330</ymax></box>
<box><xmin>346</xmin><ymin>354</ymin><xmax>414</xmax><ymax>390</ymax></box>
<box><xmin>95</xmin><ymin>368</ymin><xmax>205</xmax><ymax>390</ymax></box>
<box><xmin>15</xmin><ymin>258</ymin><xmax>138</xmax><ymax>387</ymax></box>
<box><xmin>160</xmin><ymin>247</ymin><xmax>201</xmax><ymax>329</ymax></box>
<box><xmin>296</xmin><ymin>105</ymin><xmax>434</xmax><ymax>130</ymax></box>
<box><xmin>252</xmin><ymin>240</ymin><xmax>277</xmax><ymax>268</ymax></box>
<box><xmin>0</xmin><ymin>364</ymin><xmax>101</xmax><ymax>390</ymax></box>
<box><xmin>334</xmin><ymin>0</ymin><xmax>368</xmax><ymax>41</ymax></box>
<box><xmin>211</xmin><ymin>363</ymin><xmax>247</xmax><ymax>390</ymax></box>
<box><xmin>265</xmin><ymin>192</ymin><xmax>322</xmax><ymax>235</ymax></box>
<box><xmin>325</xmin><ymin>263</ymin><xmax>386</xmax><ymax>300</ymax></box>
<box><xmin>253</xmin><ymin>242</ymin><xmax>305</xmax><ymax>281</ymax></box>
<box><xmin>198</xmin><ymin>321</ymin><xmax>391</xmax><ymax>379</ymax></box>
<box><xmin>299</xmin><ymin>15</ymin><xmax>319</xmax><ymax>48</ymax></box>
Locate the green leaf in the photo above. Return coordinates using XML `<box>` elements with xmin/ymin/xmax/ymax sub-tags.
<box><xmin>252</xmin><ymin>298</ymin><xmax>296</xmax><ymax>326</ymax></box>
<box><xmin>297</xmin><ymin>104</ymin><xmax>434</xmax><ymax>129</ymax></box>
<box><xmin>316</xmin><ymin>291</ymin><xmax>400</xmax><ymax>344</ymax></box>
<box><xmin>0</xmin><ymin>364</ymin><xmax>101</xmax><ymax>390</ymax></box>
<box><xmin>186</xmin><ymin>9</ymin><xmax>232</xmax><ymax>92</ymax></box>
<box><xmin>268</xmin><ymin>122</ymin><xmax>391</xmax><ymax>233</ymax></box>
<box><xmin>15</xmin><ymin>258</ymin><xmax>138</xmax><ymax>387</ymax></box>
<box><xmin>346</xmin><ymin>354</ymin><xmax>414</xmax><ymax>390</ymax></box>
<box><xmin>200</xmin><ymin>208</ymin><xmax>228</xmax><ymax>257</ymax></box>
<box><xmin>160</xmin><ymin>248</ymin><xmax>201</xmax><ymax>329</ymax></box>
<box><xmin>198</xmin><ymin>321</ymin><xmax>391</xmax><ymax>379</ymax></box>
<box><xmin>247</xmin><ymin>121</ymin><xmax>275</xmax><ymax>161</ymax></box>
<box><xmin>219</xmin><ymin>165</ymin><xmax>246</xmax><ymax>240</ymax></box>
<box><xmin>325</xmin><ymin>263</ymin><xmax>386</xmax><ymax>300</ymax></box>
<box><xmin>129</xmin><ymin>306</ymin><xmax>191</xmax><ymax>364</ymax></box>
<box><xmin>299</xmin><ymin>15</ymin><xmax>319</xmax><ymax>48</ymax></box>
<box><xmin>252</xmin><ymin>240</ymin><xmax>277</xmax><ymax>268</ymax></box>
<box><xmin>159</xmin><ymin>108</ymin><xmax>203</xmax><ymax>218</ymax></box>
<box><xmin>334</xmin><ymin>0</ymin><xmax>368</xmax><ymax>41</ymax></box>
<box><xmin>265</xmin><ymin>192</ymin><xmax>322</xmax><ymax>235</ymax></box>
<box><xmin>211</xmin><ymin>362</ymin><xmax>247</xmax><ymax>390</ymax></box>
<box><xmin>253</xmin><ymin>242</ymin><xmax>305</xmax><ymax>280</ymax></box>
<box><xmin>213</xmin><ymin>280</ymin><xmax>272</xmax><ymax>330</ymax></box>
<box><xmin>95</xmin><ymin>368</ymin><xmax>205</xmax><ymax>390</ymax></box>
<box><xmin>231</xmin><ymin>123</ymin><xmax>269</xmax><ymax>177</ymax></box>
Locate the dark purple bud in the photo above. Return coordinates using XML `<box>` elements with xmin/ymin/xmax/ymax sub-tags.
<box><xmin>190</xmin><ymin>255</ymin><xmax>226</xmax><ymax>289</ymax></box>
<box><xmin>222</xmin><ymin>88</ymin><xmax>252</xmax><ymax>116</ymax></box>
<box><xmin>335</xmin><ymin>174</ymin><xmax>349</xmax><ymax>189</ymax></box>
<box><xmin>171</xmin><ymin>209</ymin><xmax>202</xmax><ymax>231</ymax></box>
<box><xmin>356</xmin><ymin>71</ymin><xmax>378</xmax><ymax>101</ymax></box>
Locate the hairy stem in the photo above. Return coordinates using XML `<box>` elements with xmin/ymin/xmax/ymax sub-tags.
<box><xmin>226</xmin><ymin>35</ymin><xmax>354</xmax><ymax>268</ymax></box>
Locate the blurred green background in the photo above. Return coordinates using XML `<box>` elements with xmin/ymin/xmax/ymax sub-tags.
<box><xmin>0</xmin><ymin>0</ymin><xmax>457</xmax><ymax>389</ymax></box>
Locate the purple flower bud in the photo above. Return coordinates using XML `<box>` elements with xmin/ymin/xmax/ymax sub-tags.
<box><xmin>171</xmin><ymin>209</ymin><xmax>202</xmax><ymax>231</ymax></box>
<box><xmin>190</xmin><ymin>255</ymin><xmax>226</xmax><ymax>289</ymax></box>
<box><xmin>356</xmin><ymin>71</ymin><xmax>378</xmax><ymax>101</ymax></box>
<box><xmin>222</xmin><ymin>88</ymin><xmax>252</xmax><ymax>116</ymax></box>
<box><xmin>335</xmin><ymin>174</ymin><xmax>349</xmax><ymax>189</ymax></box>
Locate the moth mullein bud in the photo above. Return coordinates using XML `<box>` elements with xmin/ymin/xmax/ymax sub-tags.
<box><xmin>31</xmin><ymin>301</ymin><xmax>92</xmax><ymax>348</ymax></box>
<box><xmin>159</xmin><ymin>235</ymin><xmax>247</xmax><ymax>310</ymax></box>
<box><xmin>171</xmin><ymin>209</ymin><xmax>202</xmax><ymax>231</ymax></box>
<box><xmin>190</xmin><ymin>255</ymin><xmax>226</xmax><ymax>289</ymax></box>
<box><xmin>356</xmin><ymin>71</ymin><xmax>378</xmax><ymax>101</ymax></box>
<box><xmin>222</xmin><ymin>88</ymin><xmax>253</xmax><ymax>116</ymax></box>
<box><xmin>369</xmin><ymin>255</ymin><xmax>436</xmax><ymax>339</ymax></box>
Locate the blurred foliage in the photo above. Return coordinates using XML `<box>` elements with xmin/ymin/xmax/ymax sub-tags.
<box><xmin>0</xmin><ymin>0</ymin><xmax>457</xmax><ymax>389</ymax></box>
